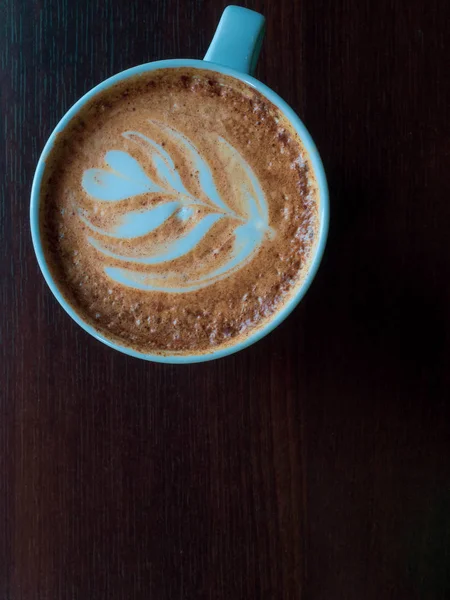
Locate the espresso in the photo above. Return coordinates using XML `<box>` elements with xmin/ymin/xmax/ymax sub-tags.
<box><xmin>40</xmin><ymin>67</ymin><xmax>319</xmax><ymax>355</ymax></box>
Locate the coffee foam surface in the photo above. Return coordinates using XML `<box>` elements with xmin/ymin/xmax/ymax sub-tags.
<box><xmin>40</xmin><ymin>68</ymin><xmax>319</xmax><ymax>355</ymax></box>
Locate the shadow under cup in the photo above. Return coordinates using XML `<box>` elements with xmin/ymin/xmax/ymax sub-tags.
<box><xmin>30</xmin><ymin>58</ymin><xmax>329</xmax><ymax>363</ymax></box>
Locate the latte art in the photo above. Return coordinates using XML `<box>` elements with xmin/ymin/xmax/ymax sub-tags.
<box><xmin>40</xmin><ymin>68</ymin><xmax>319</xmax><ymax>355</ymax></box>
<box><xmin>79</xmin><ymin>121</ymin><xmax>273</xmax><ymax>292</ymax></box>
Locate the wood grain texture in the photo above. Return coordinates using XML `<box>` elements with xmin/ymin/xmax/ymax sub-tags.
<box><xmin>1</xmin><ymin>0</ymin><xmax>450</xmax><ymax>598</ymax></box>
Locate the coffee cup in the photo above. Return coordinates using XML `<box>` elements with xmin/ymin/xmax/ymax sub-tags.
<box><xmin>30</xmin><ymin>6</ymin><xmax>329</xmax><ymax>363</ymax></box>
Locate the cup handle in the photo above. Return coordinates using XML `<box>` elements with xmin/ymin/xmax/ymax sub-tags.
<box><xmin>204</xmin><ymin>6</ymin><xmax>266</xmax><ymax>75</ymax></box>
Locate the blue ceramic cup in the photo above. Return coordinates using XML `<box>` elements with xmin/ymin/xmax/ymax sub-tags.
<box><xmin>30</xmin><ymin>6</ymin><xmax>329</xmax><ymax>363</ymax></box>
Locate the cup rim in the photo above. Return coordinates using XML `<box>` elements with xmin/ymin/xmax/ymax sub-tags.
<box><xmin>30</xmin><ymin>58</ymin><xmax>329</xmax><ymax>364</ymax></box>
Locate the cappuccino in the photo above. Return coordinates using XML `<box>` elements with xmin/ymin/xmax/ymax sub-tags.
<box><xmin>40</xmin><ymin>67</ymin><xmax>319</xmax><ymax>355</ymax></box>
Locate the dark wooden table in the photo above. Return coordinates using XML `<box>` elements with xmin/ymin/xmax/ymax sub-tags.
<box><xmin>1</xmin><ymin>0</ymin><xmax>450</xmax><ymax>598</ymax></box>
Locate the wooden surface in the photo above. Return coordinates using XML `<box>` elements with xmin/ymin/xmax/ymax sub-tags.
<box><xmin>1</xmin><ymin>0</ymin><xmax>450</xmax><ymax>598</ymax></box>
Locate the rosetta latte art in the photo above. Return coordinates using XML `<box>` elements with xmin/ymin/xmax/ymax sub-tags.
<box><xmin>79</xmin><ymin>120</ymin><xmax>273</xmax><ymax>293</ymax></box>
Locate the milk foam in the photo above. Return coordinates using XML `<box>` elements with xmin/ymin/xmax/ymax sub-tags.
<box><xmin>80</xmin><ymin>120</ymin><xmax>273</xmax><ymax>292</ymax></box>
